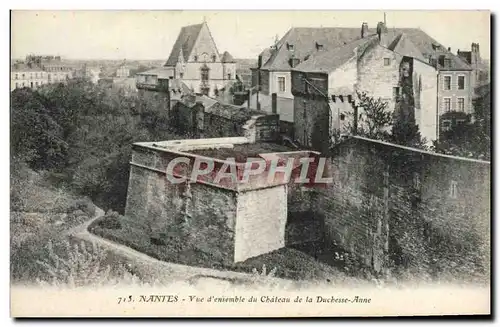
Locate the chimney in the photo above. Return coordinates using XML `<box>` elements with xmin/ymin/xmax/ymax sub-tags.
<box><xmin>272</xmin><ymin>93</ymin><xmax>277</xmax><ymax>114</ymax></box>
<box><xmin>361</xmin><ymin>22</ymin><xmax>369</xmax><ymax>38</ymax></box>
<box><xmin>376</xmin><ymin>22</ymin><xmax>388</xmax><ymax>46</ymax></box>
<box><xmin>258</xmin><ymin>55</ymin><xmax>262</xmax><ymax>68</ymax></box>
<box><xmin>448</xmin><ymin>47</ymin><xmax>451</xmax><ymax>52</ymax></box>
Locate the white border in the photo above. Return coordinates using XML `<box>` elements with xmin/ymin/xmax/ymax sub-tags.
<box><xmin>2</xmin><ymin>2</ymin><xmax>496</xmax><ymax>326</ymax></box>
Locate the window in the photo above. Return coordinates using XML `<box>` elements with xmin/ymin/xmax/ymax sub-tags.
<box><xmin>278</xmin><ymin>76</ymin><xmax>286</xmax><ymax>92</ymax></box>
<box><xmin>201</xmin><ymin>87</ymin><xmax>210</xmax><ymax>96</ymax></box>
<box><xmin>201</xmin><ymin>66</ymin><xmax>209</xmax><ymax>81</ymax></box>
<box><xmin>384</xmin><ymin>58</ymin><xmax>391</xmax><ymax>66</ymax></box>
<box><xmin>30</xmin><ymin>82</ymin><xmax>33</xmax><ymax>88</ymax></box>
<box><xmin>443</xmin><ymin>76</ymin><xmax>451</xmax><ymax>90</ymax></box>
<box><xmin>179</xmin><ymin>72</ymin><xmax>184</xmax><ymax>79</ymax></box>
<box><xmin>30</xmin><ymin>73</ymin><xmax>33</xmax><ymax>79</ymax></box>
<box><xmin>340</xmin><ymin>113</ymin><xmax>345</xmax><ymax>121</ymax></box>
<box><xmin>443</xmin><ymin>98</ymin><xmax>451</xmax><ymax>112</ymax></box>
<box><xmin>22</xmin><ymin>74</ymin><xmax>25</xmax><ymax>79</ymax></box>
<box><xmin>227</xmin><ymin>73</ymin><xmax>231</xmax><ymax>80</ymax></box>
<box><xmin>458</xmin><ymin>97</ymin><xmax>465</xmax><ymax>112</ymax></box>
<box><xmin>22</xmin><ymin>82</ymin><xmax>25</xmax><ymax>87</ymax></box>
<box><xmin>193</xmin><ymin>55</ymin><xmax>198</xmax><ymax>62</ymax></box>
<box><xmin>450</xmin><ymin>181</ymin><xmax>458</xmax><ymax>199</ymax></box>
<box><xmin>444</xmin><ymin>58</ymin><xmax>451</xmax><ymax>68</ymax></box>
<box><xmin>393</xmin><ymin>87</ymin><xmax>400</xmax><ymax>100</ymax></box>
<box><xmin>48</xmin><ymin>74</ymin><xmax>51</xmax><ymax>80</ymax></box>
<box><xmin>458</xmin><ymin>76</ymin><xmax>465</xmax><ymax>90</ymax></box>
<box><xmin>15</xmin><ymin>82</ymin><xmax>18</xmax><ymax>88</ymax></box>
<box><xmin>316</xmin><ymin>43</ymin><xmax>324</xmax><ymax>51</ymax></box>
<box><xmin>457</xmin><ymin>119</ymin><xmax>466</xmax><ymax>125</ymax></box>
<box><xmin>287</xmin><ymin>43</ymin><xmax>294</xmax><ymax>51</ymax></box>
<box><xmin>35</xmin><ymin>82</ymin><xmax>39</xmax><ymax>87</ymax></box>
<box><xmin>15</xmin><ymin>74</ymin><xmax>18</xmax><ymax>79</ymax></box>
<box><xmin>212</xmin><ymin>55</ymin><xmax>217</xmax><ymax>62</ymax></box>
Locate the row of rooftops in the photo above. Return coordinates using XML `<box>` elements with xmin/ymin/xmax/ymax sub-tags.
<box><xmin>253</xmin><ymin>22</ymin><xmax>475</xmax><ymax>73</ymax></box>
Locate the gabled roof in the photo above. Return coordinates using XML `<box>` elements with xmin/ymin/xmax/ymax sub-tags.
<box><xmin>260</xmin><ymin>27</ymin><xmax>373</xmax><ymax>71</ymax></box>
<box><xmin>387</xmin><ymin>33</ymin><xmax>427</xmax><ymax>62</ymax></box>
<box><xmin>221</xmin><ymin>51</ymin><xmax>236</xmax><ymax>63</ymax></box>
<box><xmin>259</xmin><ymin>26</ymin><xmax>472</xmax><ymax>72</ymax></box>
<box><xmin>293</xmin><ymin>35</ymin><xmax>377</xmax><ymax>73</ymax></box>
<box><xmin>165</xmin><ymin>23</ymin><xmax>204</xmax><ymax>67</ymax></box>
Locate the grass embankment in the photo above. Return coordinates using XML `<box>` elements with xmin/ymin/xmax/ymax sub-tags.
<box><xmin>10</xmin><ymin>164</ymin><xmax>140</xmax><ymax>286</ymax></box>
<box><xmin>88</xmin><ymin>214</ymin><xmax>359</xmax><ymax>284</ymax></box>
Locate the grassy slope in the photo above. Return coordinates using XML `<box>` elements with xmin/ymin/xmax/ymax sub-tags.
<box><xmin>88</xmin><ymin>215</ymin><xmax>360</xmax><ymax>284</ymax></box>
<box><xmin>10</xmin><ymin>165</ymin><xmax>131</xmax><ymax>284</ymax></box>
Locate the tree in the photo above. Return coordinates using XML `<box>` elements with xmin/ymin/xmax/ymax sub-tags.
<box><xmin>433</xmin><ymin>84</ymin><xmax>491</xmax><ymax>160</ymax></box>
<box><xmin>346</xmin><ymin>91</ymin><xmax>392</xmax><ymax>140</ymax></box>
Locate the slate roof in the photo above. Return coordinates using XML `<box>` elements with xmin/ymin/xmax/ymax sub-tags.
<box><xmin>165</xmin><ymin>23</ymin><xmax>204</xmax><ymax>67</ymax></box>
<box><xmin>259</xmin><ymin>26</ymin><xmax>471</xmax><ymax>71</ymax></box>
<box><xmin>11</xmin><ymin>63</ymin><xmax>44</xmax><ymax>72</ymax></box>
<box><xmin>387</xmin><ymin>33</ymin><xmax>427</xmax><ymax>62</ymax></box>
<box><xmin>169</xmin><ymin>79</ymin><xmax>192</xmax><ymax>94</ymax></box>
<box><xmin>293</xmin><ymin>35</ymin><xmax>378</xmax><ymax>73</ymax></box>
<box><xmin>221</xmin><ymin>51</ymin><xmax>236</xmax><ymax>63</ymax></box>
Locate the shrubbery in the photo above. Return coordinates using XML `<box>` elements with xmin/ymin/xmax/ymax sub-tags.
<box><xmin>11</xmin><ymin>79</ymin><xmax>186</xmax><ymax>213</ymax></box>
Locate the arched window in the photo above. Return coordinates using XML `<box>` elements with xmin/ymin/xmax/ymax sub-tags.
<box><xmin>200</xmin><ymin>65</ymin><xmax>210</xmax><ymax>81</ymax></box>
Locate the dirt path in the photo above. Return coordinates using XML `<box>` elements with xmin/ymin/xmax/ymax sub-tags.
<box><xmin>67</xmin><ymin>211</ymin><xmax>296</xmax><ymax>289</ymax></box>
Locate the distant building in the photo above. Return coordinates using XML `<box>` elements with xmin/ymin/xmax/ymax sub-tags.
<box><xmin>10</xmin><ymin>63</ymin><xmax>47</xmax><ymax>91</ymax></box>
<box><xmin>116</xmin><ymin>65</ymin><xmax>130</xmax><ymax>78</ymax></box>
<box><xmin>11</xmin><ymin>55</ymin><xmax>78</xmax><ymax>91</ymax></box>
<box><xmin>163</xmin><ymin>21</ymin><xmax>237</xmax><ymax>97</ymax></box>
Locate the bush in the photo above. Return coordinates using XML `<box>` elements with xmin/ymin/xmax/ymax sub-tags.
<box><xmin>67</xmin><ymin>198</ymin><xmax>96</xmax><ymax>217</ymax></box>
<box><xmin>97</xmin><ymin>210</ymin><xmax>122</xmax><ymax>230</ymax></box>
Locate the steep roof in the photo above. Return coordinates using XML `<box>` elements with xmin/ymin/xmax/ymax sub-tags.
<box><xmin>387</xmin><ymin>33</ymin><xmax>427</xmax><ymax>62</ymax></box>
<box><xmin>165</xmin><ymin>23</ymin><xmax>204</xmax><ymax>67</ymax></box>
<box><xmin>293</xmin><ymin>35</ymin><xmax>377</xmax><ymax>73</ymax></box>
<box><xmin>260</xmin><ymin>27</ymin><xmax>372</xmax><ymax>71</ymax></box>
<box><xmin>221</xmin><ymin>51</ymin><xmax>236</xmax><ymax>63</ymax></box>
<box><xmin>259</xmin><ymin>26</ymin><xmax>471</xmax><ymax>71</ymax></box>
<box><xmin>169</xmin><ymin>79</ymin><xmax>192</xmax><ymax>94</ymax></box>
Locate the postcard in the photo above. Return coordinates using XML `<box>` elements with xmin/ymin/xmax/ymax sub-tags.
<box><xmin>10</xmin><ymin>9</ymin><xmax>491</xmax><ymax>317</ymax></box>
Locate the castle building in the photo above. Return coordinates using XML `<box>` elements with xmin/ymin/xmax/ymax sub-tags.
<box><xmin>163</xmin><ymin>21</ymin><xmax>237</xmax><ymax>97</ymax></box>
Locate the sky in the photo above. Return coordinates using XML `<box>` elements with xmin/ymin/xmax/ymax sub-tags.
<box><xmin>11</xmin><ymin>10</ymin><xmax>491</xmax><ymax>61</ymax></box>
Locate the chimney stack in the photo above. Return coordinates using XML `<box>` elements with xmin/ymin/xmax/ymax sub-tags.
<box><xmin>361</xmin><ymin>22</ymin><xmax>369</xmax><ymax>38</ymax></box>
<box><xmin>448</xmin><ymin>47</ymin><xmax>451</xmax><ymax>52</ymax></box>
<box><xmin>376</xmin><ymin>22</ymin><xmax>388</xmax><ymax>46</ymax></box>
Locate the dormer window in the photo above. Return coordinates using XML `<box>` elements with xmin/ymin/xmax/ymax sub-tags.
<box><xmin>212</xmin><ymin>55</ymin><xmax>217</xmax><ymax>62</ymax></box>
<box><xmin>194</xmin><ymin>55</ymin><xmax>198</xmax><ymax>62</ymax></box>
<box><xmin>316</xmin><ymin>42</ymin><xmax>324</xmax><ymax>51</ymax></box>
<box><xmin>287</xmin><ymin>43</ymin><xmax>294</xmax><ymax>51</ymax></box>
<box><xmin>444</xmin><ymin>58</ymin><xmax>452</xmax><ymax>68</ymax></box>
